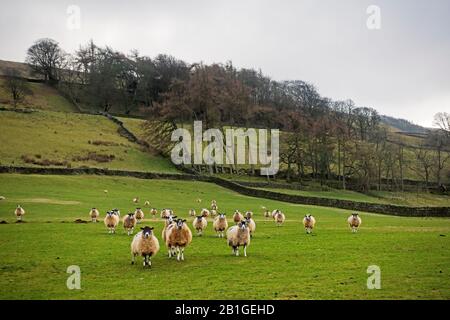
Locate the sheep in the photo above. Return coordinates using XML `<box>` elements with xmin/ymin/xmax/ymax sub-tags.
<box><xmin>112</xmin><ymin>208</ymin><xmax>121</xmax><ymax>218</ymax></box>
<box><xmin>0</xmin><ymin>196</ymin><xmax>6</xmax><ymax>200</ymax></box>
<box><xmin>303</xmin><ymin>214</ymin><xmax>316</xmax><ymax>234</ymax></box>
<box><xmin>131</xmin><ymin>226</ymin><xmax>160</xmax><ymax>268</ymax></box>
<box><xmin>244</xmin><ymin>217</ymin><xmax>256</xmax><ymax>237</ymax></box>
<box><xmin>144</xmin><ymin>200</ymin><xmax>150</xmax><ymax>207</ymax></box>
<box><xmin>89</xmin><ymin>207</ymin><xmax>99</xmax><ymax>222</ymax></box>
<box><xmin>193</xmin><ymin>215</ymin><xmax>207</xmax><ymax>236</ymax></box>
<box><xmin>123</xmin><ymin>213</ymin><xmax>137</xmax><ymax>235</ymax></box>
<box><xmin>226</xmin><ymin>220</ymin><xmax>251</xmax><ymax>257</ymax></box>
<box><xmin>245</xmin><ymin>211</ymin><xmax>253</xmax><ymax>219</ymax></box>
<box><xmin>161</xmin><ymin>208</ymin><xmax>173</xmax><ymax>219</ymax></box>
<box><xmin>213</xmin><ymin>213</ymin><xmax>228</xmax><ymax>238</ymax></box>
<box><xmin>348</xmin><ymin>213</ymin><xmax>362</xmax><ymax>233</ymax></box>
<box><xmin>197</xmin><ymin>198</ymin><xmax>202</xmax><ymax>203</ymax></box>
<box><xmin>211</xmin><ymin>200</ymin><xmax>218</xmax><ymax>211</ymax></box>
<box><xmin>15</xmin><ymin>205</ymin><xmax>25</xmax><ymax>221</ymax></box>
<box><xmin>162</xmin><ymin>214</ymin><xmax>178</xmax><ymax>243</ymax></box>
<box><xmin>189</xmin><ymin>209</ymin><xmax>196</xmax><ymax>217</ymax></box>
<box><xmin>271</xmin><ymin>209</ymin><xmax>279</xmax><ymax>220</ymax></box>
<box><xmin>150</xmin><ymin>208</ymin><xmax>158</xmax><ymax>219</ymax></box>
<box><xmin>201</xmin><ymin>208</ymin><xmax>210</xmax><ymax>218</ymax></box>
<box><xmin>134</xmin><ymin>208</ymin><xmax>145</xmax><ymax>223</ymax></box>
<box><xmin>104</xmin><ymin>211</ymin><xmax>119</xmax><ymax>234</ymax></box>
<box><xmin>274</xmin><ymin>210</ymin><xmax>285</xmax><ymax>226</ymax></box>
<box><xmin>210</xmin><ymin>209</ymin><xmax>217</xmax><ymax>218</ymax></box>
<box><xmin>165</xmin><ymin>219</ymin><xmax>193</xmax><ymax>261</ymax></box>
<box><xmin>103</xmin><ymin>190</ymin><xmax>108</xmax><ymax>194</ymax></box>
<box><xmin>233</xmin><ymin>210</ymin><xmax>244</xmax><ymax>224</ymax></box>
<box><xmin>264</xmin><ymin>209</ymin><xmax>271</xmax><ymax>219</ymax></box>
<box><xmin>133</xmin><ymin>197</ymin><xmax>139</xmax><ymax>204</ymax></box>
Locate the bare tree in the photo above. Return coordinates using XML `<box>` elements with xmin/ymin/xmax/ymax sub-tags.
<box><xmin>4</xmin><ymin>69</ymin><xmax>32</xmax><ymax>108</ymax></box>
<box><xmin>26</xmin><ymin>38</ymin><xmax>66</xmax><ymax>83</ymax></box>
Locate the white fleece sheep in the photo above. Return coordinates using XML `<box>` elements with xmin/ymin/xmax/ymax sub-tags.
<box><xmin>15</xmin><ymin>205</ymin><xmax>25</xmax><ymax>221</ymax></box>
<box><xmin>150</xmin><ymin>208</ymin><xmax>158</xmax><ymax>219</ymax></box>
<box><xmin>131</xmin><ymin>226</ymin><xmax>160</xmax><ymax>268</ymax></box>
<box><xmin>245</xmin><ymin>217</ymin><xmax>256</xmax><ymax>236</ymax></box>
<box><xmin>274</xmin><ymin>210</ymin><xmax>285</xmax><ymax>226</ymax></box>
<box><xmin>213</xmin><ymin>213</ymin><xmax>228</xmax><ymax>238</ymax></box>
<box><xmin>302</xmin><ymin>214</ymin><xmax>316</xmax><ymax>234</ymax></box>
<box><xmin>233</xmin><ymin>210</ymin><xmax>244</xmax><ymax>224</ymax></box>
<box><xmin>226</xmin><ymin>220</ymin><xmax>251</xmax><ymax>257</ymax></box>
<box><xmin>89</xmin><ymin>208</ymin><xmax>99</xmax><ymax>222</ymax></box>
<box><xmin>134</xmin><ymin>208</ymin><xmax>145</xmax><ymax>223</ymax></box>
<box><xmin>189</xmin><ymin>209</ymin><xmax>196</xmax><ymax>217</ymax></box>
<box><xmin>193</xmin><ymin>216</ymin><xmax>207</xmax><ymax>236</ymax></box>
<box><xmin>201</xmin><ymin>208</ymin><xmax>210</xmax><ymax>218</ymax></box>
<box><xmin>348</xmin><ymin>213</ymin><xmax>362</xmax><ymax>233</ymax></box>
<box><xmin>123</xmin><ymin>213</ymin><xmax>137</xmax><ymax>235</ymax></box>
<box><xmin>104</xmin><ymin>211</ymin><xmax>119</xmax><ymax>234</ymax></box>
<box><xmin>165</xmin><ymin>219</ymin><xmax>193</xmax><ymax>261</ymax></box>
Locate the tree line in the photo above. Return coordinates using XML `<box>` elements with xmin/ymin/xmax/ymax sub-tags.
<box><xmin>11</xmin><ymin>38</ymin><xmax>450</xmax><ymax>192</ymax></box>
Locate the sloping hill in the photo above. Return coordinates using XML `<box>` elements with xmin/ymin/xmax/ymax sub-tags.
<box><xmin>0</xmin><ymin>109</ymin><xmax>177</xmax><ymax>173</ymax></box>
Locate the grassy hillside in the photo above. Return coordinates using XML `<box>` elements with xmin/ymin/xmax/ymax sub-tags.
<box><xmin>0</xmin><ymin>110</ymin><xmax>177</xmax><ymax>173</ymax></box>
<box><xmin>0</xmin><ymin>173</ymin><xmax>449</xmax><ymax>299</ymax></box>
<box><xmin>0</xmin><ymin>77</ymin><xmax>77</xmax><ymax>112</ymax></box>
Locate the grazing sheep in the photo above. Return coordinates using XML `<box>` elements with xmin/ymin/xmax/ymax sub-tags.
<box><xmin>133</xmin><ymin>197</ymin><xmax>139</xmax><ymax>204</ymax></box>
<box><xmin>197</xmin><ymin>198</ymin><xmax>202</xmax><ymax>203</ymax></box>
<box><xmin>226</xmin><ymin>220</ymin><xmax>251</xmax><ymax>257</ymax></box>
<box><xmin>201</xmin><ymin>208</ymin><xmax>210</xmax><ymax>218</ymax></box>
<box><xmin>123</xmin><ymin>213</ymin><xmax>137</xmax><ymax>235</ymax></box>
<box><xmin>0</xmin><ymin>196</ymin><xmax>5</xmax><ymax>200</ymax></box>
<box><xmin>193</xmin><ymin>216</ymin><xmax>207</xmax><ymax>236</ymax></box>
<box><xmin>131</xmin><ymin>226</ymin><xmax>160</xmax><ymax>268</ymax></box>
<box><xmin>103</xmin><ymin>190</ymin><xmax>108</xmax><ymax>194</ymax></box>
<box><xmin>264</xmin><ymin>209</ymin><xmax>270</xmax><ymax>219</ymax></box>
<box><xmin>165</xmin><ymin>219</ymin><xmax>193</xmax><ymax>261</ymax></box>
<box><xmin>89</xmin><ymin>208</ymin><xmax>99</xmax><ymax>222</ymax></box>
<box><xmin>348</xmin><ymin>213</ymin><xmax>362</xmax><ymax>233</ymax></box>
<box><xmin>274</xmin><ymin>210</ymin><xmax>285</xmax><ymax>226</ymax></box>
<box><xmin>104</xmin><ymin>211</ymin><xmax>119</xmax><ymax>234</ymax></box>
<box><xmin>245</xmin><ymin>217</ymin><xmax>256</xmax><ymax>237</ymax></box>
<box><xmin>210</xmin><ymin>209</ymin><xmax>217</xmax><ymax>217</ymax></box>
<box><xmin>150</xmin><ymin>208</ymin><xmax>158</xmax><ymax>219</ymax></box>
<box><xmin>161</xmin><ymin>208</ymin><xmax>173</xmax><ymax>219</ymax></box>
<box><xmin>15</xmin><ymin>205</ymin><xmax>25</xmax><ymax>221</ymax></box>
<box><xmin>303</xmin><ymin>214</ymin><xmax>316</xmax><ymax>234</ymax></box>
<box><xmin>189</xmin><ymin>209</ymin><xmax>196</xmax><ymax>217</ymax></box>
<box><xmin>245</xmin><ymin>211</ymin><xmax>253</xmax><ymax>219</ymax></box>
<box><xmin>233</xmin><ymin>210</ymin><xmax>244</xmax><ymax>224</ymax></box>
<box><xmin>213</xmin><ymin>213</ymin><xmax>228</xmax><ymax>238</ymax></box>
<box><xmin>144</xmin><ymin>200</ymin><xmax>150</xmax><ymax>207</ymax></box>
<box><xmin>134</xmin><ymin>208</ymin><xmax>145</xmax><ymax>223</ymax></box>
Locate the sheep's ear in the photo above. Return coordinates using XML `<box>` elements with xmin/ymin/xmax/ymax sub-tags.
<box><xmin>182</xmin><ymin>219</ymin><xmax>186</xmax><ymax>222</ymax></box>
<box><xmin>150</xmin><ymin>227</ymin><xmax>154</xmax><ymax>230</ymax></box>
<box><xmin>140</xmin><ymin>227</ymin><xmax>144</xmax><ymax>230</ymax></box>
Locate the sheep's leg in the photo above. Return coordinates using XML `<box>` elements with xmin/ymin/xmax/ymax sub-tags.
<box><xmin>131</xmin><ymin>253</ymin><xmax>136</xmax><ymax>265</ymax></box>
<box><xmin>236</xmin><ymin>247</ymin><xmax>239</xmax><ymax>256</ymax></box>
<box><xmin>181</xmin><ymin>248</ymin><xmax>185</xmax><ymax>261</ymax></box>
<box><xmin>244</xmin><ymin>245</ymin><xmax>247</xmax><ymax>257</ymax></box>
<box><xmin>176</xmin><ymin>247</ymin><xmax>181</xmax><ymax>261</ymax></box>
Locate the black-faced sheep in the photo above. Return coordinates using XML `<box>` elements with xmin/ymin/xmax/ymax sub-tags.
<box><xmin>213</xmin><ymin>213</ymin><xmax>228</xmax><ymax>238</ymax></box>
<box><xmin>165</xmin><ymin>219</ymin><xmax>193</xmax><ymax>261</ymax></box>
<box><xmin>161</xmin><ymin>208</ymin><xmax>173</xmax><ymax>219</ymax></box>
<box><xmin>123</xmin><ymin>213</ymin><xmax>137</xmax><ymax>235</ymax></box>
<box><xmin>134</xmin><ymin>208</ymin><xmax>144</xmax><ymax>223</ymax></box>
<box><xmin>89</xmin><ymin>208</ymin><xmax>99</xmax><ymax>222</ymax></box>
<box><xmin>131</xmin><ymin>226</ymin><xmax>160</xmax><ymax>268</ymax></box>
<box><xmin>274</xmin><ymin>210</ymin><xmax>285</xmax><ymax>226</ymax></box>
<box><xmin>15</xmin><ymin>205</ymin><xmax>25</xmax><ymax>221</ymax></box>
<box><xmin>303</xmin><ymin>214</ymin><xmax>316</xmax><ymax>234</ymax></box>
<box><xmin>211</xmin><ymin>200</ymin><xmax>218</xmax><ymax>211</ymax></box>
<box><xmin>104</xmin><ymin>211</ymin><xmax>119</xmax><ymax>234</ymax></box>
<box><xmin>348</xmin><ymin>213</ymin><xmax>362</xmax><ymax>233</ymax></box>
<box><xmin>133</xmin><ymin>197</ymin><xmax>139</xmax><ymax>204</ymax></box>
<box><xmin>245</xmin><ymin>211</ymin><xmax>253</xmax><ymax>219</ymax></box>
<box><xmin>144</xmin><ymin>200</ymin><xmax>150</xmax><ymax>207</ymax></box>
<box><xmin>245</xmin><ymin>217</ymin><xmax>256</xmax><ymax>237</ymax></box>
<box><xmin>226</xmin><ymin>220</ymin><xmax>251</xmax><ymax>257</ymax></box>
<box><xmin>193</xmin><ymin>215</ymin><xmax>207</xmax><ymax>236</ymax></box>
<box><xmin>201</xmin><ymin>208</ymin><xmax>210</xmax><ymax>218</ymax></box>
<box><xmin>189</xmin><ymin>209</ymin><xmax>196</xmax><ymax>217</ymax></box>
<box><xmin>150</xmin><ymin>208</ymin><xmax>158</xmax><ymax>219</ymax></box>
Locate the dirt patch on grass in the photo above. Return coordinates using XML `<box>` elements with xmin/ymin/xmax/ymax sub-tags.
<box><xmin>0</xmin><ymin>220</ymin><xmax>8</xmax><ymax>224</ymax></box>
<box><xmin>21</xmin><ymin>154</ymin><xmax>69</xmax><ymax>167</ymax></box>
<box><xmin>74</xmin><ymin>219</ymin><xmax>88</xmax><ymax>224</ymax></box>
<box><xmin>72</xmin><ymin>152</ymin><xmax>115</xmax><ymax>163</ymax></box>
<box><xmin>15</xmin><ymin>198</ymin><xmax>81</xmax><ymax>205</ymax></box>
<box><xmin>88</xmin><ymin>140</ymin><xmax>122</xmax><ymax>147</ymax></box>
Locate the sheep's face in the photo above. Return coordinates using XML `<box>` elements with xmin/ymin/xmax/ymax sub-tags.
<box><xmin>305</xmin><ymin>215</ymin><xmax>311</xmax><ymax>221</ymax></box>
<box><xmin>168</xmin><ymin>215</ymin><xmax>177</xmax><ymax>223</ymax></box>
<box><xmin>127</xmin><ymin>213</ymin><xmax>134</xmax><ymax>219</ymax></box>
<box><xmin>196</xmin><ymin>216</ymin><xmax>203</xmax><ymax>222</ymax></box>
<box><xmin>352</xmin><ymin>213</ymin><xmax>359</xmax><ymax>218</ymax></box>
<box><xmin>107</xmin><ymin>211</ymin><xmax>114</xmax><ymax>217</ymax></box>
<box><xmin>239</xmin><ymin>221</ymin><xmax>248</xmax><ymax>230</ymax></box>
<box><xmin>176</xmin><ymin>219</ymin><xmax>186</xmax><ymax>229</ymax></box>
<box><xmin>141</xmin><ymin>226</ymin><xmax>154</xmax><ymax>238</ymax></box>
<box><xmin>219</xmin><ymin>213</ymin><xmax>226</xmax><ymax>219</ymax></box>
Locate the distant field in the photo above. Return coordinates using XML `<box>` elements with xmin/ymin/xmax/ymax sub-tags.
<box><xmin>255</xmin><ymin>187</ymin><xmax>450</xmax><ymax>207</ymax></box>
<box><xmin>0</xmin><ymin>110</ymin><xmax>177</xmax><ymax>173</ymax></box>
<box><xmin>0</xmin><ymin>173</ymin><xmax>449</xmax><ymax>300</ymax></box>
<box><xmin>0</xmin><ymin>77</ymin><xmax>77</xmax><ymax>112</ymax></box>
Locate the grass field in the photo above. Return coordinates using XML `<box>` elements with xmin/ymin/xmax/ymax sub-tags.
<box><xmin>0</xmin><ymin>173</ymin><xmax>449</xmax><ymax>300</ymax></box>
<box><xmin>0</xmin><ymin>110</ymin><xmax>177</xmax><ymax>173</ymax></box>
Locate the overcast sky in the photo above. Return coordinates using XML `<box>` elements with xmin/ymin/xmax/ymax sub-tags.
<box><xmin>0</xmin><ymin>0</ymin><xmax>449</xmax><ymax>127</ymax></box>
